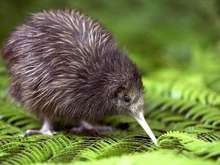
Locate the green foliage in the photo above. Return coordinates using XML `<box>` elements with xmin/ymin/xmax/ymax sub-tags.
<box><xmin>37</xmin><ymin>150</ymin><xmax>216</xmax><ymax>165</ymax></box>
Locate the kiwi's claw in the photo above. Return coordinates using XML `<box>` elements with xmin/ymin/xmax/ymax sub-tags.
<box><xmin>25</xmin><ymin>129</ymin><xmax>55</xmax><ymax>136</ymax></box>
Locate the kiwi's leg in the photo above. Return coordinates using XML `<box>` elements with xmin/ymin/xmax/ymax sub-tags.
<box><xmin>69</xmin><ymin>121</ymin><xmax>113</xmax><ymax>136</ymax></box>
<box><xmin>25</xmin><ymin>119</ymin><xmax>56</xmax><ymax>136</ymax></box>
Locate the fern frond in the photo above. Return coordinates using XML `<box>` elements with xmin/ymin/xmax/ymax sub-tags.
<box><xmin>36</xmin><ymin>150</ymin><xmax>217</xmax><ymax>165</ymax></box>
<box><xmin>1</xmin><ymin>135</ymin><xmax>75</xmax><ymax>164</ymax></box>
<box><xmin>159</xmin><ymin>131</ymin><xmax>220</xmax><ymax>161</ymax></box>
<box><xmin>147</xmin><ymin>96</ymin><xmax>220</xmax><ymax>128</ymax></box>
<box><xmin>144</xmin><ymin>79</ymin><xmax>220</xmax><ymax>107</ymax></box>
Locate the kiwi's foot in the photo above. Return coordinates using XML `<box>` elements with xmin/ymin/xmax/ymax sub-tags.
<box><xmin>69</xmin><ymin>121</ymin><xmax>113</xmax><ymax>136</ymax></box>
<box><xmin>25</xmin><ymin>118</ymin><xmax>55</xmax><ymax>136</ymax></box>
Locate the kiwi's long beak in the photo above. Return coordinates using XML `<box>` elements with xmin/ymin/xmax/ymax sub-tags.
<box><xmin>132</xmin><ymin>111</ymin><xmax>158</xmax><ymax>146</ymax></box>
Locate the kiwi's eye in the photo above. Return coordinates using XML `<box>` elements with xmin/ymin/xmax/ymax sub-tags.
<box><xmin>124</xmin><ymin>95</ymin><xmax>131</xmax><ymax>103</ymax></box>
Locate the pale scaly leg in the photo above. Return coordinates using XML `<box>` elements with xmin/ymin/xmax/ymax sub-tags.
<box><xmin>25</xmin><ymin>119</ymin><xmax>55</xmax><ymax>136</ymax></box>
<box><xmin>70</xmin><ymin>121</ymin><xmax>113</xmax><ymax>136</ymax></box>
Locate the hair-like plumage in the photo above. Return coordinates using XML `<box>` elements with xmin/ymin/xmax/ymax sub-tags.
<box><xmin>2</xmin><ymin>9</ymin><xmax>142</xmax><ymax>125</ymax></box>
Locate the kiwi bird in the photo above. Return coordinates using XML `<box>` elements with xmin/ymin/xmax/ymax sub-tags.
<box><xmin>2</xmin><ymin>9</ymin><xmax>157</xmax><ymax>145</ymax></box>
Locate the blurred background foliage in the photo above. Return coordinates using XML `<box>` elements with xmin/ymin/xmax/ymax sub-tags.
<box><xmin>1</xmin><ymin>0</ymin><xmax>220</xmax><ymax>72</ymax></box>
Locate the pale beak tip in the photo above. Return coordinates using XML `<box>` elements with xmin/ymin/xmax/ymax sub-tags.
<box><xmin>152</xmin><ymin>138</ymin><xmax>158</xmax><ymax>146</ymax></box>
